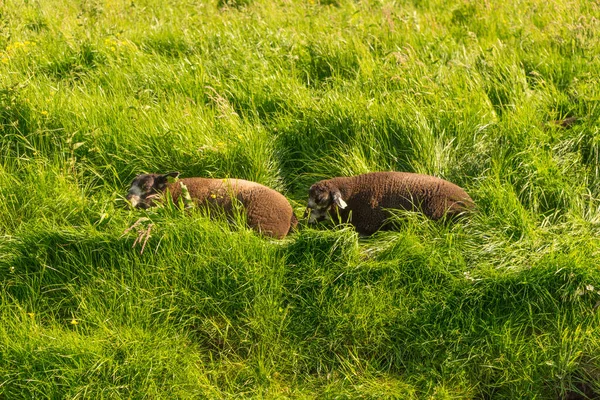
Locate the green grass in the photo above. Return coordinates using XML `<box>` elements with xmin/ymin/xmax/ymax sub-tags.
<box><xmin>1</xmin><ymin>0</ymin><xmax>600</xmax><ymax>397</ymax></box>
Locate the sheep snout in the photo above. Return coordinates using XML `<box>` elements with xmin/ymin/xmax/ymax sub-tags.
<box><xmin>126</xmin><ymin>194</ymin><xmax>141</xmax><ymax>208</ymax></box>
<box><xmin>126</xmin><ymin>185</ymin><xmax>144</xmax><ymax>208</ymax></box>
<box><xmin>306</xmin><ymin>206</ymin><xmax>329</xmax><ymax>224</ymax></box>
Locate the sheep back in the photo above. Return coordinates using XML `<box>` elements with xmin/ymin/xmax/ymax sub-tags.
<box><xmin>167</xmin><ymin>178</ymin><xmax>296</xmax><ymax>239</ymax></box>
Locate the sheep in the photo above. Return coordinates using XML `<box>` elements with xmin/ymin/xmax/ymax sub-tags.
<box><xmin>126</xmin><ymin>172</ymin><xmax>298</xmax><ymax>239</ymax></box>
<box><xmin>304</xmin><ymin>171</ymin><xmax>474</xmax><ymax>235</ymax></box>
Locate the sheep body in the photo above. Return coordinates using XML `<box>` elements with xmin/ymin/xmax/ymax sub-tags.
<box><xmin>306</xmin><ymin>172</ymin><xmax>474</xmax><ymax>235</ymax></box>
<box><xmin>127</xmin><ymin>173</ymin><xmax>297</xmax><ymax>239</ymax></box>
<box><xmin>171</xmin><ymin>178</ymin><xmax>297</xmax><ymax>239</ymax></box>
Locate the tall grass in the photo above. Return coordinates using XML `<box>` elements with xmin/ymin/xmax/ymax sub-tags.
<box><xmin>1</xmin><ymin>0</ymin><xmax>600</xmax><ymax>397</ymax></box>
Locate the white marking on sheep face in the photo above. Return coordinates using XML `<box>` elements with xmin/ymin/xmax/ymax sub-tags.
<box><xmin>306</xmin><ymin>195</ymin><xmax>333</xmax><ymax>223</ymax></box>
<box><xmin>126</xmin><ymin>183</ymin><xmax>144</xmax><ymax>208</ymax></box>
<box><xmin>127</xmin><ymin>185</ymin><xmax>143</xmax><ymax>198</ymax></box>
<box><xmin>307</xmin><ymin>206</ymin><xmax>329</xmax><ymax>223</ymax></box>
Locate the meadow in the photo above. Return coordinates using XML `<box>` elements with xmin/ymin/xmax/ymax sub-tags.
<box><xmin>1</xmin><ymin>0</ymin><xmax>600</xmax><ymax>397</ymax></box>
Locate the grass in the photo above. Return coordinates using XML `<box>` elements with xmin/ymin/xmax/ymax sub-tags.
<box><xmin>1</xmin><ymin>0</ymin><xmax>600</xmax><ymax>397</ymax></box>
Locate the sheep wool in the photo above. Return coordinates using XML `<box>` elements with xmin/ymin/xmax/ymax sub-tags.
<box><xmin>305</xmin><ymin>171</ymin><xmax>474</xmax><ymax>235</ymax></box>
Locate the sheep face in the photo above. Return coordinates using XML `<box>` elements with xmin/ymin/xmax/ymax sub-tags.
<box><xmin>305</xmin><ymin>182</ymin><xmax>347</xmax><ymax>223</ymax></box>
<box><xmin>126</xmin><ymin>172</ymin><xmax>180</xmax><ymax>208</ymax></box>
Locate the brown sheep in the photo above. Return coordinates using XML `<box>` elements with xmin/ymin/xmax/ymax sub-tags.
<box><xmin>126</xmin><ymin>172</ymin><xmax>297</xmax><ymax>239</ymax></box>
<box><xmin>304</xmin><ymin>171</ymin><xmax>474</xmax><ymax>235</ymax></box>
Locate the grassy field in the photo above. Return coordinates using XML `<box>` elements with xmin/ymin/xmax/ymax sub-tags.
<box><xmin>1</xmin><ymin>0</ymin><xmax>600</xmax><ymax>397</ymax></box>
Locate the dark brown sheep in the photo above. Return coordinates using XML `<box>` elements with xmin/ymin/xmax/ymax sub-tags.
<box><xmin>126</xmin><ymin>172</ymin><xmax>297</xmax><ymax>239</ymax></box>
<box><xmin>304</xmin><ymin>171</ymin><xmax>474</xmax><ymax>235</ymax></box>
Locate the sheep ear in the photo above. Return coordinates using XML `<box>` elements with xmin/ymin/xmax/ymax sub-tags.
<box><xmin>332</xmin><ymin>191</ymin><xmax>347</xmax><ymax>209</ymax></box>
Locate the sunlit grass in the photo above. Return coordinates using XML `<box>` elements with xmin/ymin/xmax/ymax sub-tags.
<box><xmin>1</xmin><ymin>0</ymin><xmax>600</xmax><ymax>397</ymax></box>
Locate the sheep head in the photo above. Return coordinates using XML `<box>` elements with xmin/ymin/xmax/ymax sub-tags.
<box><xmin>304</xmin><ymin>181</ymin><xmax>347</xmax><ymax>223</ymax></box>
<box><xmin>126</xmin><ymin>172</ymin><xmax>180</xmax><ymax>209</ymax></box>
